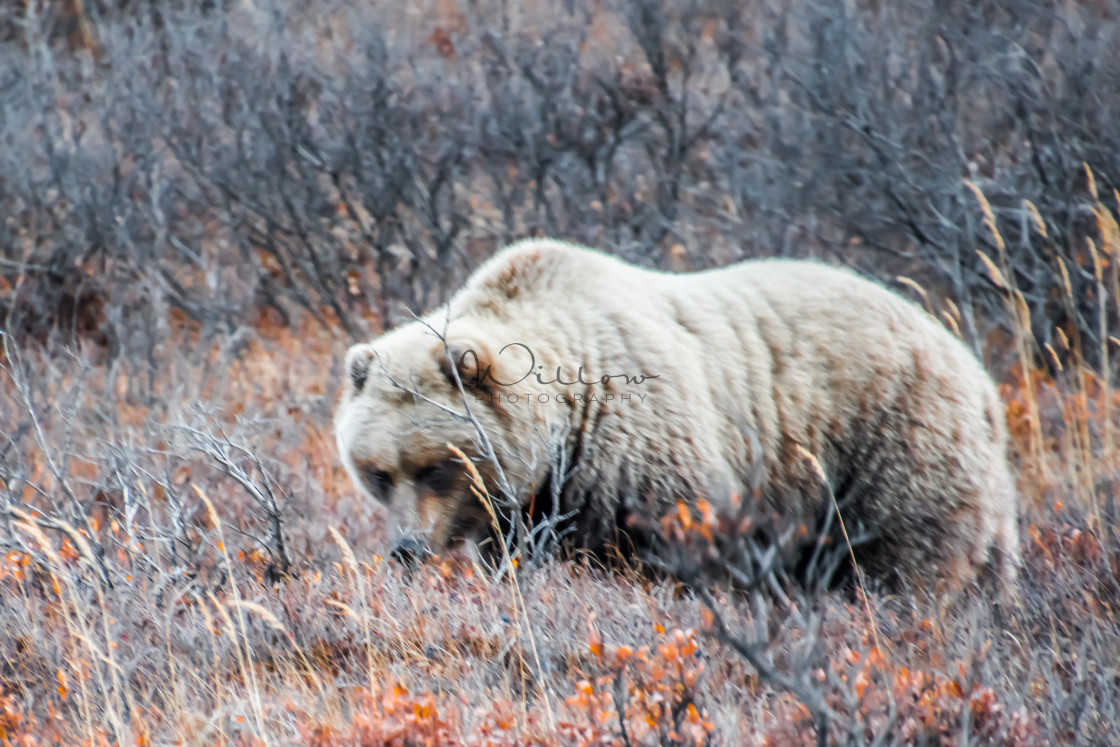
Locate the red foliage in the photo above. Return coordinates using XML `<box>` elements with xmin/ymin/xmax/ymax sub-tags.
<box><xmin>298</xmin><ymin>684</ymin><xmax>461</xmax><ymax>747</ymax></box>
<box><xmin>765</xmin><ymin>647</ymin><xmax>1041</xmax><ymax>746</ymax></box>
<box><xmin>563</xmin><ymin>622</ymin><xmax>714</xmax><ymax>746</ymax></box>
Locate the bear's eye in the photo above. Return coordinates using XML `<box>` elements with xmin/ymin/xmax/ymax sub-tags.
<box><xmin>363</xmin><ymin>467</ymin><xmax>393</xmax><ymax>498</ymax></box>
<box><xmin>415</xmin><ymin>461</ymin><xmax>455</xmax><ymax>494</ymax></box>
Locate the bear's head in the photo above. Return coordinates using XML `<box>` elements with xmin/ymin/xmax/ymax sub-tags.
<box><xmin>334</xmin><ymin>321</ymin><xmax>550</xmax><ymax>561</ymax></box>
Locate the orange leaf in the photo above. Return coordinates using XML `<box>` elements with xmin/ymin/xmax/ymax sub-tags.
<box><xmin>676</xmin><ymin>501</ymin><xmax>692</xmax><ymax>530</ymax></box>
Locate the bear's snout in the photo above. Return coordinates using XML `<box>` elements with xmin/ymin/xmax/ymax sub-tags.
<box><xmin>391</xmin><ymin>537</ymin><xmax>431</xmax><ymax>567</ymax></box>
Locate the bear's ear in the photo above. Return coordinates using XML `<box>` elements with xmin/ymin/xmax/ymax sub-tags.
<box><xmin>346</xmin><ymin>343</ymin><xmax>376</xmax><ymax>392</ymax></box>
<box><xmin>438</xmin><ymin>339</ymin><xmax>493</xmax><ymax>395</ymax></box>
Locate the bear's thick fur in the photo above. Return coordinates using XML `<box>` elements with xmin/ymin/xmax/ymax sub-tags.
<box><xmin>334</xmin><ymin>240</ymin><xmax>1019</xmax><ymax>592</ymax></box>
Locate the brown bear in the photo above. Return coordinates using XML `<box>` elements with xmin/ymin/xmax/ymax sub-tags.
<box><xmin>334</xmin><ymin>239</ymin><xmax>1019</xmax><ymax>593</ymax></box>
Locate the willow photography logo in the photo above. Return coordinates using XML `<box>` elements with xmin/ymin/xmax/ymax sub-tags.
<box><xmin>453</xmin><ymin>342</ymin><xmax>657</xmax><ymax>406</ymax></box>
<box><xmin>475</xmin><ymin>391</ymin><xmax>649</xmax><ymax>406</ymax></box>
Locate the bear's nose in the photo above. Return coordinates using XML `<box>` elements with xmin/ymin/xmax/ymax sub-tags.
<box><xmin>390</xmin><ymin>537</ymin><xmax>431</xmax><ymax>567</ymax></box>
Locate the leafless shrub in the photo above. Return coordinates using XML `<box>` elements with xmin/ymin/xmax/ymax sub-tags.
<box><xmin>4</xmin><ymin>0</ymin><xmax>1117</xmax><ymax>366</ymax></box>
<box><xmin>171</xmin><ymin>414</ymin><xmax>294</xmax><ymax>580</ymax></box>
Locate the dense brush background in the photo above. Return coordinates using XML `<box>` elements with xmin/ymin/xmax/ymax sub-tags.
<box><xmin>2</xmin><ymin>0</ymin><xmax>1119</xmax><ymax>743</ymax></box>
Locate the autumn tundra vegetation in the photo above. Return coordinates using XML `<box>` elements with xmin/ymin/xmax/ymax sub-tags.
<box><xmin>1</xmin><ymin>0</ymin><xmax>1119</xmax><ymax>744</ymax></box>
